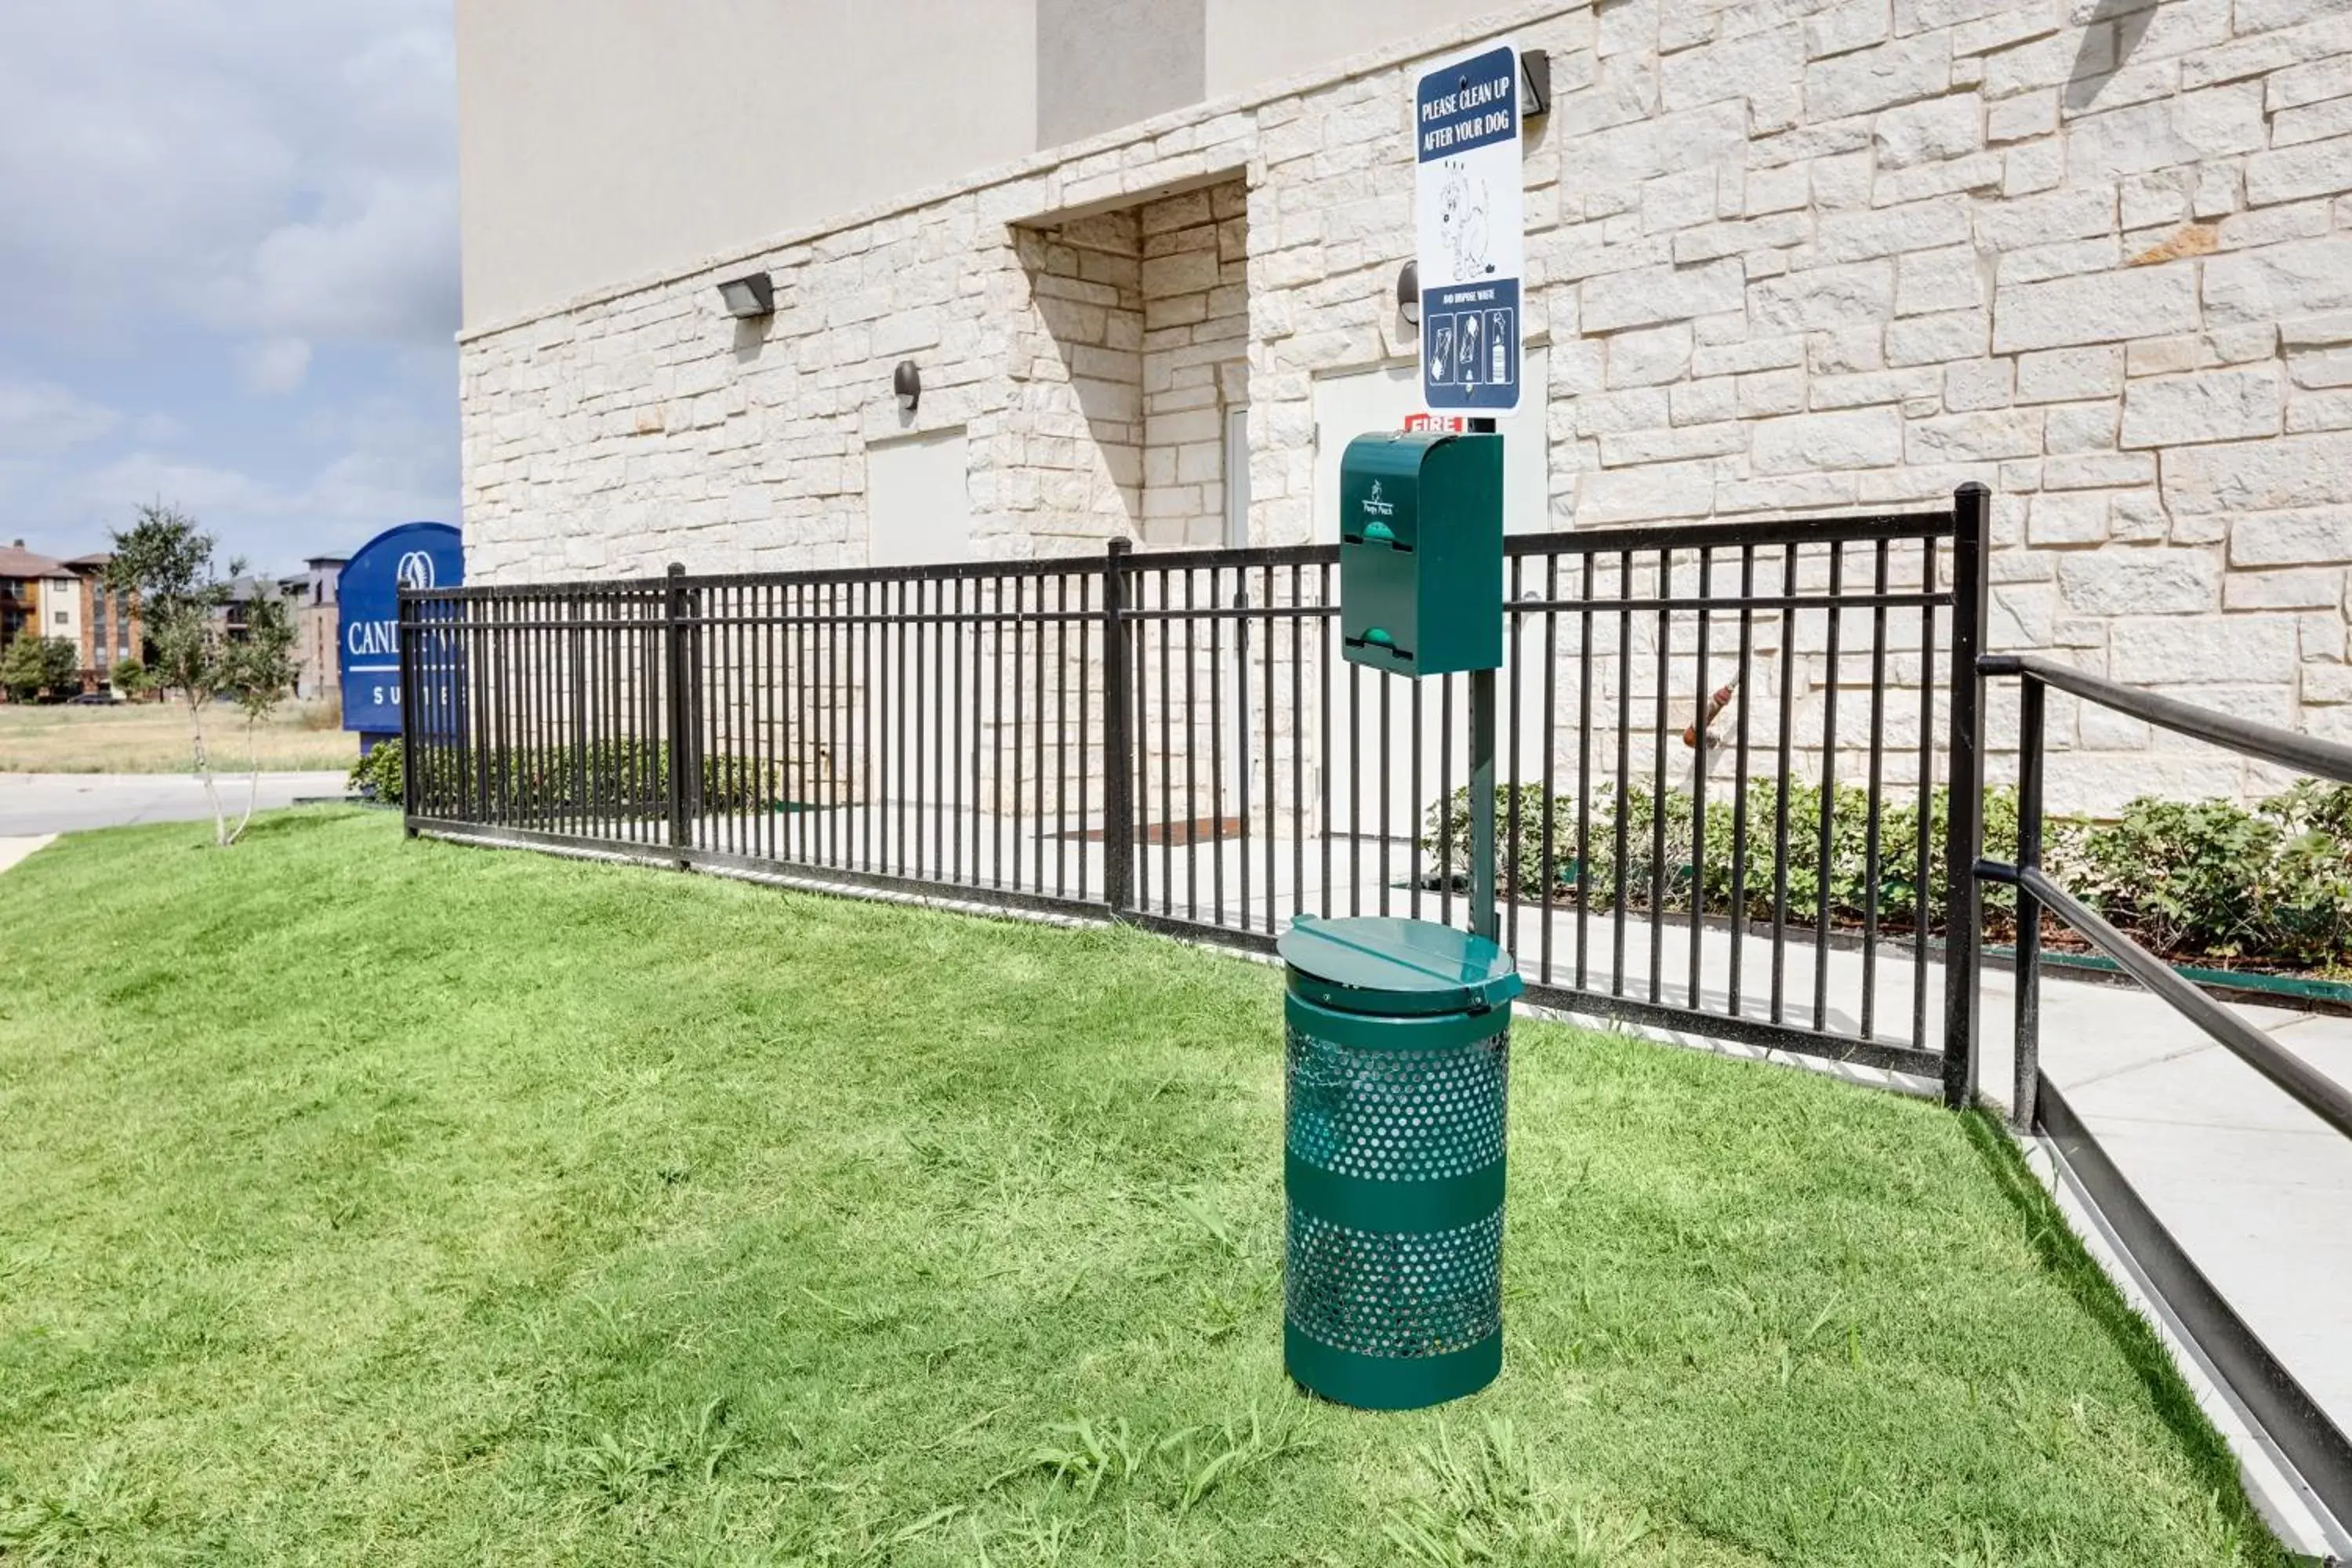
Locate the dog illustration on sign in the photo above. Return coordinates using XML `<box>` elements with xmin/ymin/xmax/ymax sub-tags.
<box><xmin>1436</xmin><ymin>159</ymin><xmax>1495</xmax><ymax>282</ymax></box>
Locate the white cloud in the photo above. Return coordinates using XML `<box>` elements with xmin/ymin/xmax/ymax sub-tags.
<box><xmin>65</xmin><ymin>453</ymin><xmax>286</xmax><ymax>523</ymax></box>
<box><xmin>0</xmin><ymin>2</ymin><xmax>459</xmax><ymax>568</ymax></box>
<box><xmin>217</xmin><ymin>176</ymin><xmax>459</xmax><ymax>344</ymax></box>
<box><xmin>0</xmin><ymin>1</ymin><xmax>457</xmax><ymax>356</ymax></box>
<box><xmin>236</xmin><ymin>337</ymin><xmax>314</xmax><ymax>397</ymax></box>
<box><xmin>0</xmin><ymin>377</ymin><xmax>122</xmax><ymax>456</ymax></box>
<box><xmin>64</xmin><ymin>431</ymin><xmax>453</xmax><ymax>556</ymax></box>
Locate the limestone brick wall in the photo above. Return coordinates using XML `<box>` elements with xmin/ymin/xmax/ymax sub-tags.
<box><xmin>1013</xmin><ymin>210</ymin><xmax>1145</xmax><ymax>542</ymax></box>
<box><xmin>1141</xmin><ymin>179</ymin><xmax>1251</xmax><ymax>545</ymax></box>
<box><xmin>461</xmin><ymin>0</ymin><xmax>2352</xmax><ymax>815</ymax></box>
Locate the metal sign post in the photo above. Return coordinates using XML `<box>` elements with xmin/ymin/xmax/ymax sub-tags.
<box><xmin>1416</xmin><ymin>43</ymin><xmax>1524</xmax><ymax>943</ymax></box>
<box><xmin>1469</xmin><ymin>665</ymin><xmax>1498</xmax><ymax>942</ymax></box>
<box><xmin>1467</xmin><ymin>422</ymin><xmax>1498</xmax><ymax>942</ymax></box>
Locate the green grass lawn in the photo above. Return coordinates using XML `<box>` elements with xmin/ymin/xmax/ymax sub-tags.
<box><xmin>0</xmin><ymin>810</ymin><xmax>2287</xmax><ymax>1566</ymax></box>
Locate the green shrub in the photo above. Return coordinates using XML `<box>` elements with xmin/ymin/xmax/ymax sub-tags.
<box><xmin>392</xmin><ymin>737</ymin><xmax>785</xmax><ymax>821</ymax></box>
<box><xmin>348</xmin><ymin>739</ymin><xmax>405</xmax><ymax>805</ymax></box>
<box><xmin>2268</xmin><ymin>776</ymin><xmax>2352</xmax><ymax>838</ymax></box>
<box><xmin>1423</xmin><ymin>777</ymin><xmax>2352</xmax><ymax>973</ymax></box>
<box><xmin>2069</xmin><ymin>786</ymin><xmax>2352</xmax><ymax>968</ymax></box>
<box><xmin>2067</xmin><ymin>797</ymin><xmax>2278</xmax><ymax>958</ymax></box>
<box><xmin>1425</xmin><ymin>780</ymin><xmax>2018</xmax><ymax>932</ymax></box>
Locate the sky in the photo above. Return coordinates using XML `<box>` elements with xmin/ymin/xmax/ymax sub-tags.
<box><xmin>0</xmin><ymin>1</ymin><xmax>459</xmax><ymax>575</ymax></box>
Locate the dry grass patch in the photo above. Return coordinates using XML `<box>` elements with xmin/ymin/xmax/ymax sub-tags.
<box><xmin>0</xmin><ymin>699</ymin><xmax>350</xmax><ymax>774</ymax></box>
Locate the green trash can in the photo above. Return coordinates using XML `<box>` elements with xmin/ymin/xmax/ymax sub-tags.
<box><xmin>1278</xmin><ymin>915</ymin><xmax>1523</xmax><ymax>1410</ymax></box>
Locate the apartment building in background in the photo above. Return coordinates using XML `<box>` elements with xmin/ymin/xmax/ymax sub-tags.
<box><xmin>63</xmin><ymin>555</ymin><xmax>140</xmax><ymax>689</ymax></box>
<box><xmin>0</xmin><ymin>541</ymin><xmax>61</xmax><ymax>655</ymax></box>
<box><xmin>207</xmin><ymin>561</ymin><xmax>347</xmax><ymax>702</ymax></box>
<box><xmin>2</xmin><ymin>541</ymin><xmax>143</xmax><ymax>695</ymax></box>
<box><xmin>454</xmin><ymin>0</ymin><xmax>2352</xmax><ymax>811</ymax></box>
<box><xmin>278</xmin><ymin>556</ymin><xmax>347</xmax><ymax>703</ymax></box>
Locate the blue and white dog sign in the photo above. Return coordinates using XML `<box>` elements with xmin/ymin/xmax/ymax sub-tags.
<box><xmin>1416</xmin><ymin>42</ymin><xmax>1525</xmax><ymax>415</ymax></box>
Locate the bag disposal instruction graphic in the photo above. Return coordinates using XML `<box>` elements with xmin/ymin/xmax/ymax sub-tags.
<box><xmin>1415</xmin><ymin>42</ymin><xmax>1523</xmax><ymax>414</ymax></box>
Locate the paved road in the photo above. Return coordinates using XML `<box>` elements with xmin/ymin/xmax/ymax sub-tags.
<box><xmin>0</xmin><ymin>771</ymin><xmax>350</xmax><ymax>837</ymax></box>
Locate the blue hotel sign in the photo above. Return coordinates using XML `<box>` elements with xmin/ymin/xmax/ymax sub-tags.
<box><xmin>339</xmin><ymin>521</ymin><xmax>462</xmax><ymax>745</ymax></box>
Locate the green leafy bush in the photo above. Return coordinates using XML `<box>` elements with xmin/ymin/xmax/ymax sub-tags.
<box><xmin>0</xmin><ymin>635</ymin><xmax>80</xmax><ymax>701</ymax></box>
<box><xmin>2067</xmin><ymin>788</ymin><xmax>2352</xmax><ymax>968</ymax></box>
<box><xmin>1425</xmin><ymin>780</ymin><xmax>2018</xmax><ymax>932</ymax></box>
<box><xmin>394</xmin><ymin>738</ymin><xmax>783</xmax><ymax>820</ymax></box>
<box><xmin>1425</xmin><ymin>778</ymin><xmax>2352</xmax><ymax>972</ymax></box>
<box><xmin>348</xmin><ymin>739</ymin><xmax>405</xmax><ymax>804</ymax></box>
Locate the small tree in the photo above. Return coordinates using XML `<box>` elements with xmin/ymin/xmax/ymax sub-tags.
<box><xmin>0</xmin><ymin>635</ymin><xmax>80</xmax><ymax>701</ymax></box>
<box><xmin>111</xmin><ymin>655</ymin><xmax>148</xmax><ymax>697</ymax></box>
<box><xmin>104</xmin><ymin>503</ymin><xmax>299</xmax><ymax>847</ymax></box>
<box><xmin>224</xmin><ymin>589</ymin><xmax>299</xmax><ymax>835</ymax></box>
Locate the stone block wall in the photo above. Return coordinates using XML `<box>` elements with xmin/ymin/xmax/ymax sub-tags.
<box><xmin>461</xmin><ymin>0</ymin><xmax>2352</xmax><ymax>815</ymax></box>
<box><xmin>1141</xmin><ymin>178</ymin><xmax>1251</xmax><ymax>546</ymax></box>
<box><xmin>1013</xmin><ymin>210</ymin><xmax>1146</xmax><ymax>544</ymax></box>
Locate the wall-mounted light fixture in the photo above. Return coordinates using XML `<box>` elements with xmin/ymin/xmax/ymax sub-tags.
<box><xmin>1520</xmin><ymin>50</ymin><xmax>1551</xmax><ymax>119</ymax></box>
<box><xmin>1396</xmin><ymin>260</ymin><xmax>1421</xmax><ymax>328</ymax></box>
<box><xmin>717</xmin><ymin>271</ymin><xmax>775</xmax><ymax>318</ymax></box>
<box><xmin>893</xmin><ymin>360</ymin><xmax>921</xmax><ymax>413</ymax></box>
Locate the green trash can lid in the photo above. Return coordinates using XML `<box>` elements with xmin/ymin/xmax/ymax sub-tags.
<box><xmin>1278</xmin><ymin>916</ymin><xmax>1523</xmax><ymax>1017</ymax></box>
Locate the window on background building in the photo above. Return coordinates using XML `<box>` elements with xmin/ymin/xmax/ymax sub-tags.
<box><xmin>56</xmin><ymin>610</ymin><xmax>68</xmax><ymax>624</ymax></box>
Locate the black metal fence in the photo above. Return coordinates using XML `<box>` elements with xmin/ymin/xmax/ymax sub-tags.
<box><xmin>403</xmin><ymin>488</ymin><xmax>1987</xmax><ymax>1094</ymax></box>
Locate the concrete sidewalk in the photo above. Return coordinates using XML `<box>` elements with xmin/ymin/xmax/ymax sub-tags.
<box><xmin>1976</xmin><ymin>970</ymin><xmax>2352</xmax><ymax>1418</ymax></box>
<box><xmin>1971</xmin><ymin>968</ymin><xmax>2352</xmax><ymax>1558</ymax></box>
<box><xmin>0</xmin><ymin>771</ymin><xmax>350</xmax><ymax>836</ymax></box>
<box><xmin>0</xmin><ymin>834</ymin><xmax>53</xmax><ymax>876</ymax></box>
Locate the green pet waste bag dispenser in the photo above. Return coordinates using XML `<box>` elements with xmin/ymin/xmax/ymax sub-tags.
<box><xmin>1279</xmin><ymin>915</ymin><xmax>1523</xmax><ymax>1410</ymax></box>
<box><xmin>1337</xmin><ymin>430</ymin><xmax>1503</xmax><ymax>680</ymax></box>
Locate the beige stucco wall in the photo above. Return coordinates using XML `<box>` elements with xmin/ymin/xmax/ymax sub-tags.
<box><xmin>456</xmin><ymin>0</ymin><xmax>1040</xmax><ymax>327</ymax></box>
<box><xmin>1203</xmin><ymin>0</ymin><xmax>1493</xmax><ymax>99</ymax></box>
<box><xmin>456</xmin><ymin>0</ymin><xmax>1528</xmax><ymax>328</ymax></box>
<box><xmin>1037</xmin><ymin>0</ymin><xmax>1206</xmax><ymax>148</ymax></box>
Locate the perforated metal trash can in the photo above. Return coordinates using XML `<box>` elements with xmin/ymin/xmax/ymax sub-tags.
<box><xmin>1278</xmin><ymin>916</ymin><xmax>1523</xmax><ymax>1410</ymax></box>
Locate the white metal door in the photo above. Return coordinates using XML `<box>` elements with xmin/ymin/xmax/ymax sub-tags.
<box><xmin>866</xmin><ymin>427</ymin><xmax>972</xmax><ymax>567</ymax></box>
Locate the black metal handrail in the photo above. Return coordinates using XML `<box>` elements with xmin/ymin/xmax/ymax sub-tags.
<box><xmin>1976</xmin><ymin>860</ymin><xmax>2352</xmax><ymax>1141</ymax></box>
<box><xmin>1982</xmin><ymin>652</ymin><xmax>2352</xmax><ymax>785</ymax></box>
<box><xmin>1976</xmin><ymin>651</ymin><xmax>2352</xmax><ymax>1535</ymax></box>
<box><xmin>1976</xmin><ymin>651</ymin><xmax>2352</xmax><ymax>1135</ymax></box>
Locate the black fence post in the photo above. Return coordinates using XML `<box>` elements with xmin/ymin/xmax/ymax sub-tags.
<box><xmin>397</xmin><ymin>588</ymin><xmax>419</xmax><ymax>837</ymax></box>
<box><xmin>1102</xmin><ymin>538</ymin><xmax>1134</xmax><ymax>913</ymax></box>
<box><xmin>664</xmin><ymin>562</ymin><xmax>691</xmax><ymax>865</ymax></box>
<box><xmin>1942</xmin><ymin>483</ymin><xmax>1991</xmax><ymax>1110</ymax></box>
<box><xmin>2013</xmin><ymin>673</ymin><xmax>2045</xmax><ymax>1127</ymax></box>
